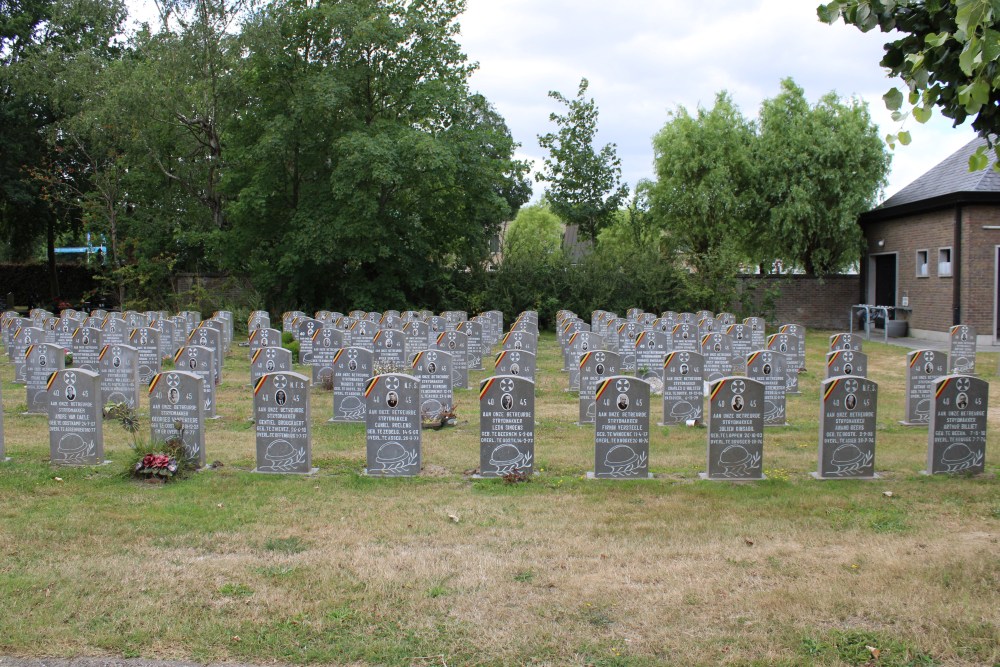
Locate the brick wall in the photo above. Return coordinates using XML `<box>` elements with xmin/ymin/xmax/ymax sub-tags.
<box><xmin>734</xmin><ymin>274</ymin><xmax>861</xmax><ymax>329</ymax></box>
<box><xmin>961</xmin><ymin>205</ymin><xmax>1000</xmax><ymax>338</ymax></box>
<box><xmin>173</xmin><ymin>273</ymin><xmax>252</xmax><ymax>305</ymax></box>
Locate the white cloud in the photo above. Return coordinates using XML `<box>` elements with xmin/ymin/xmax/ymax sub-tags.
<box><xmin>458</xmin><ymin>0</ymin><xmax>979</xmax><ymax>202</ymax></box>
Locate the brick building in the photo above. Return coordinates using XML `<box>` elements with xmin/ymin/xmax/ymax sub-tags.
<box><xmin>860</xmin><ymin>137</ymin><xmax>1000</xmax><ymax>344</ymax></box>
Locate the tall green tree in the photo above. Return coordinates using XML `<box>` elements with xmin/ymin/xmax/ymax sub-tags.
<box><xmin>648</xmin><ymin>92</ymin><xmax>756</xmax><ymax>306</ymax></box>
<box><xmin>819</xmin><ymin>0</ymin><xmax>1000</xmax><ymax>168</ymax></box>
<box><xmin>754</xmin><ymin>78</ymin><xmax>889</xmax><ymax>275</ymax></box>
<box><xmin>536</xmin><ymin>78</ymin><xmax>628</xmax><ymax>243</ymax></box>
<box><xmin>504</xmin><ymin>203</ymin><xmax>563</xmax><ymax>263</ymax></box>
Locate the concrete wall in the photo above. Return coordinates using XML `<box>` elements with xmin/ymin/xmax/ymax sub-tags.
<box><xmin>735</xmin><ymin>274</ymin><xmax>861</xmax><ymax>330</ymax></box>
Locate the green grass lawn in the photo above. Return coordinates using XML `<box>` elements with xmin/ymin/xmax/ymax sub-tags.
<box><xmin>0</xmin><ymin>330</ymin><xmax>997</xmax><ymax>666</ymax></box>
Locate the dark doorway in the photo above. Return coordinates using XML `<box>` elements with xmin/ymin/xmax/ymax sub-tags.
<box><xmin>873</xmin><ymin>253</ymin><xmax>897</xmax><ymax>307</ymax></box>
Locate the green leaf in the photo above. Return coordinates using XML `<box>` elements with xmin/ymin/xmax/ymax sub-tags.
<box><xmin>885</xmin><ymin>133</ymin><xmax>898</xmax><ymax>149</ymax></box>
<box><xmin>959</xmin><ymin>36</ymin><xmax>983</xmax><ymax>76</ymax></box>
<box><xmin>883</xmin><ymin>87</ymin><xmax>904</xmax><ymax>110</ymax></box>
<box><xmin>924</xmin><ymin>31</ymin><xmax>950</xmax><ymax>47</ymax></box>
<box><xmin>897</xmin><ymin>130</ymin><xmax>911</xmax><ymax>145</ymax></box>
<box><xmin>912</xmin><ymin>105</ymin><xmax>933</xmax><ymax>123</ymax></box>
<box><xmin>890</xmin><ymin>110</ymin><xmax>906</xmax><ymax>122</ymax></box>
<box><xmin>969</xmin><ymin>146</ymin><xmax>990</xmax><ymax>171</ymax></box>
<box><xmin>817</xmin><ymin>2</ymin><xmax>842</xmax><ymax>22</ymax></box>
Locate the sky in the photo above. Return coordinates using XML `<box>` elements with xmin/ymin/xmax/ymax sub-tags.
<box><xmin>454</xmin><ymin>0</ymin><xmax>979</xmax><ymax>203</ymax></box>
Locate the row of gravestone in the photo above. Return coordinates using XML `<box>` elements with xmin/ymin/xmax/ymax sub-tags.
<box><xmin>24</xmin><ymin>367</ymin><xmax>985</xmax><ymax>480</ymax></box>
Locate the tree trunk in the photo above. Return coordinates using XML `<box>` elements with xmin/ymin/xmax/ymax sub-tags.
<box><xmin>47</xmin><ymin>216</ymin><xmax>59</xmax><ymax>305</ymax></box>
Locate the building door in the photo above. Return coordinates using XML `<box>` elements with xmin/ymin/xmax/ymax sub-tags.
<box><xmin>872</xmin><ymin>253</ymin><xmax>897</xmax><ymax>307</ymax></box>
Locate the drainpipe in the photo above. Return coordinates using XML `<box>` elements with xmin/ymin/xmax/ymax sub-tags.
<box><xmin>953</xmin><ymin>205</ymin><xmax>962</xmax><ymax>326</ymax></box>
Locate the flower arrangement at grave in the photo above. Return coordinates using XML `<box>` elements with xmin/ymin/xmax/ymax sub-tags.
<box><xmin>421</xmin><ymin>402</ymin><xmax>458</xmax><ymax>430</ymax></box>
<box><xmin>106</xmin><ymin>401</ymin><xmax>196</xmax><ymax>482</ymax></box>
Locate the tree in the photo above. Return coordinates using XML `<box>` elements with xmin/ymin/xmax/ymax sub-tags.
<box><xmin>818</xmin><ymin>0</ymin><xmax>1000</xmax><ymax>169</ymax></box>
<box><xmin>504</xmin><ymin>203</ymin><xmax>563</xmax><ymax>263</ymax></box>
<box><xmin>754</xmin><ymin>78</ymin><xmax>890</xmax><ymax>275</ymax></box>
<box><xmin>648</xmin><ymin>92</ymin><xmax>756</xmax><ymax>306</ymax></box>
<box><xmin>536</xmin><ymin>78</ymin><xmax>628</xmax><ymax>243</ymax></box>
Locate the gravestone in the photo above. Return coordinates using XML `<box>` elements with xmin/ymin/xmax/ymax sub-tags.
<box><xmin>926</xmin><ymin>375</ymin><xmax>987</xmax><ymax>475</ymax></box>
<box><xmin>435</xmin><ymin>330</ymin><xmax>468</xmax><ymax>389</ymax></box>
<box><xmin>25</xmin><ymin>343</ymin><xmax>66</xmax><ymax>413</ymax></box>
<box><xmin>173</xmin><ymin>345</ymin><xmax>216</xmax><ymax>418</ymax></box>
<box><xmin>311</xmin><ymin>327</ymin><xmax>345</xmax><ymax>385</ymax></box>
<box><xmin>746</xmin><ymin>350</ymin><xmax>787</xmax><ymax>426</ymax></box>
<box><xmin>634</xmin><ymin>331</ymin><xmax>669</xmax><ymax>394</ymax></box>
<box><xmin>727</xmin><ymin>323</ymin><xmax>753</xmax><ymax>362</ymax></box>
<box><xmin>248</xmin><ymin>327</ymin><xmax>281</xmax><ymax>359</ymax></box>
<box><xmin>151</xmin><ymin>318</ymin><xmax>176</xmax><ymax>358</ymax></box>
<box><xmin>148</xmin><ymin>370</ymin><xmax>205</xmax><ymax>466</ymax></box>
<box><xmin>12</xmin><ymin>326</ymin><xmax>43</xmax><ymax>383</ymax></box>
<box><xmin>617</xmin><ymin>321</ymin><xmax>641</xmax><ymax>372</ymax></box>
<box><xmin>403</xmin><ymin>321</ymin><xmax>430</xmax><ymax>354</ymax></box>
<box><xmin>365</xmin><ymin>374</ymin><xmax>421</xmax><ymax>476</ymax></box>
<box><xmin>744</xmin><ymin>316</ymin><xmax>766</xmax><ymax>351</ymax></box>
<box><xmin>373</xmin><ymin>328</ymin><xmax>408</xmax><ymax>372</ymax></box>
<box><xmin>457</xmin><ymin>320</ymin><xmax>484</xmax><ymax>370</ymax></box>
<box><xmin>331</xmin><ymin>347</ymin><xmax>373</xmax><ymax>422</ymax></box>
<box><xmin>813</xmin><ymin>377</ymin><xmax>878</xmax><ymax>479</ymax></box>
<box><xmin>579</xmin><ymin>350</ymin><xmax>622</xmax><ymax>424</ymax></box>
<box><xmin>948</xmin><ymin>325</ymin><xmax>976</xmax><ymax>373</ymax></box>
<box><xmin>671</xmin><ymin>322</ymin><xmax>699</xmax><ymax>354</ymax></box>
<box><xmin>71</xmin><ymin>327</ymin><xmax>102</xmax><ymax>372</ymax></box>
<box><xmin>202</xmin><ymin>318</ymin><xmax>229</xmax><ymax>355</ymax></box>
<box><xmin>567</xmin><ymin>331</ymin><xmax>603</xmax><ymax>390</ymax></box>
<box><xmin>662</xmin><ymin>350</ymin><xmax>704</xmax><ymax>426</ymax></box>
<box><xmin>825</xmin><ymin>350</ymin><xmax>868</xmax><ymax>379</ymax></box>
<box><xmin>903</xmin><ymin>349</ymin><xmax>948</xmax><ymax>425</ymax></box>
<box><xmin>188</xmin><ymin>325</ymin><xmax>223</xmax><ymax>385</ymax></box>
<box><xmin>102</xmin><ymin>316</ymin><xmax>128</xmax><ymax>346</ymax></box>
<box><xmin>296</xmin><ymin>317</ymin><xmax>322</xmax><ymax>363</ymax></box>
<box><xmin>99</xmin><ymin>344</ymin><xmax>139</xmax><ymax>410</ymax></box>
<box><xmin>351</xmin><ymin>319</ymin><xmax>377</xmax><ymax>350</ymax></box>
<box><xmin>766</xmin><ymin>333</ymin><xmax>800</xmax><ymax>394</ymax></box>
<box><xmin>500</xmin><ymin>329</ymin><xmax>537</xmax><ymax>355</ymax></box>
<box><xmin>248</xmin><ymin>311</ymin><xmax>270</xmax><ymax>331</ymax></box>
<box><xmin>55</xmin><ymin>317</ymin><xmax>75</xmax><ymax>349</ymax></box>
<box><xmin>829</xmin><ymin>332</ymin><xmax>862</xmax><ymax>352</ymax></box>
<box><xmin>778</xmin><ymin>323</ymin><xmax>807</xmax><ymax>371</ymax></box>
<box><xmin>251</xmin><ymin>346</ymin><xmax>293</xmax><ymax>387</ymax></box>
<box><xmin>701</xmin><ymin>332</ymin><xmax>734</xmax><ymax>383</ymax></box>
<box><xmin>411</xmin><ymin>349</ymin><xmax>454</xmax><ymax>421</ymax></box>
<box><xmin>253</xmin><ymin>371</ymin><xmax>315</xmax><ymax>474</ymax></box>
<box><xmin>130</xmin><ymin>327</ymin><xmax>162</xmax><ymax>385</ymax></box>
<box><xmin>47</xmin><ymin>369</ymin><xmax>104</xmax><ymax>465</ymax></box>
<box><xmin>701</xmin><ymin>377</ymin><xmax>765</xmax><ymax>480</ymax></box>
<box><xmin>479</xmin><ymin>375</ymin><xmax>535</xmax><ymax>476</ymax></box>
<box><xmin>591</xmin><ymin>376</ymin><xmax>651</xmax><ymax>479</ymax></box>
<box><xmin>494</xmin><ymin>349</ymin><xmax>535</xmax><ymax>381</ymax></box>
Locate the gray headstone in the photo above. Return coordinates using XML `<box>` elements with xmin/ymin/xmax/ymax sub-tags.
<box><xmin>494</xmin><ymin>349</ymin><xmax>535</xmax><ymax>381</ymax></box>
<box><xmin>701</xmin><ymin>332</ymin><xmax>734</xmax><ymax>383</ymax></box>
<box><xmin>617</xmin><ymin>321</ymin><xmax>641</xmax><ymax>371</ymax></box>
<box><xmin>55</xmin><ymin>317</ymin><xmax>75</xmax><ymax>349</ymax></box>
<box><xmin>130</xmin><ymin>327</ymin><xmax>162</xmax><ymax>385</ymax></box>
<box><xmin>254</xmin><ymin>371</ymin><xmax>314</xmax><ymax>474</ymax></box>
<box><xmin>310</xmin><ymin>327</ymin><xmax>345</xmax><ymax>385</ymax></box>
<box><xmin>248</xmin><ymin>327</ymin><xmax>281</xmax><ymax>360</ymax></box>
<box><xmin>71</xmin><ymin>326</ymin><xmax>103</xmax><ymax>372</ymax></box>
<box><xmin>567</xmin><ymin>331</ymin><xmax>602</xmax><ymax>389</ymax></box>
<box><xmin>151</xmin><ymin>318</ymin><xmax>176</xmax><ymax>359</ymax></box>
<box><xmin>248</xmin><ymin>311</ymin><xmax>270</xmax><ymax>331</ymax></box>
<box><xmin>662</xmin><ymin>350</ymin><xmax>704</xmax><ymax>425</ymax></box>
<box><xmin>173</xmin><ymin>345</ymin><xmax>216</xmax><ymax>418</ymax></box>
<box><xmin>296</xmin><ymin>317</ymin><xmax>322</xmax><ymax>363</ymax></box>
<box><xmin>746</xmin><ymin>350</ymin><xmax>788</xmax><ymax>426</ymax></box>
<box><xmin>149</xmin><ymin>370</ymin><xmax>205</xmax><ymax>466</ymax></box>
<box><xmin>48</xmin><ymin>369</ymin><xmax>103</xmax><ymax>465</ymax></box>
<box><xmin>767</xmin><ymin>333</ymin><xmax>800</xmax><ymax>394</ymax></box>
<box><xmin>411</xmin><ymin>349</ymin><xmax>454</xmax><ymax>420</ymax></box>
<box><xmin>331</xmin><ymin>347</ymin><xmax>373</xmax><ymax>422</ymax></box>
<box><xmin>743</xmin><ymin>317</ymin><xmax>766</xmax><ymax>350</ymax></box>
<box><xmin>904</xmin><ymin>349</ymin><xmax>947</xmax><ymax>425</ymax></box>
<box><xmin>99</xmin><ymin>344</ymin><xmax>139</xmax><ymax>411</ymax></box>
<box><xmin>25</xmin><ymin>343</ymin><xmax>66</xmax><ymax>413</ymax></box>
<box><xmin>351</xmin><ymin>319</ymin><xmax>377</xmax><ymax>350</ymax></box>
<box><xmin>12</xmin><ymin>325</ymin><xmax>43</xmax><ymax>383</ymax></box>
<box><xmin>373</xmin><ymin>328</ymin><xmax>408</xmax><ymax>372</ymax></box>
<box><xmin>403</xmin><ymin>321</ymin><xmax>430</xmax><ymax>355</ymax></box>
<box><xmin>579</xmin><ymin>350</ymin><xmax>622</xmax><ymax>424</ymax></box>
<box><xmin>779</xmin><ymin>323</ymin><xmax>807</xmax><ymax>371</ymax></box>
<box><xmin>251</xmin><ymin>346</ymin><xmax>293</xmax><ymax>387</ymax></box>
<box><xmin>829</xmin><ymin>332</ymin><xmax>862</xmax><ymax>352</ymax></box>
<box><xmin>948</xmin><ymin>325</ymin><xmax>976</xmax><ymax>374</ymax></box>
<box><xmin>365</xmin><ymin>373</ymin><xmax>421</xmax><ymax>476</ymax></box>
<box><xmin>671</xmin><ymin>322</ymin><xmax>699</xmax><ymax>354</ymax></box>
<box><xmin>825</xmin><ymin>349</ymin><xmax>868</xmax><ymax>379</ymax></box>
<box><xmin>726</xmin><ymin>323</ymin><xmax>753</xmax><ymax>361</ymax></box>
<box><xmin>188</xmin><ymin>325</ymin><xmax>223</xmax><ymax>385</ymax></box>
<box><xmin>815</xmin><ymin>377</ymin><xmax>878</xmax><ymax>479</ymax></box>
<box><xmin>458</xmin><ymin>320</ymin><xmax>485</xmax><ymax>370</ymax></box>
<box><xmin>102</xmin><ymin>316</ymin><xmax>128</xmax><ymax>346</ymax></box>
<box><xmin>592</xmin><ymin>376</ymin><xmax>651</xmax><ymax>479</ymax></box>
<box><xmin>702</xmin><ymin>377</ymin><xmax>764</xmax><ymax>480</ymax></box>
<box><xmin>926</xmin><ymin>375</ymin><xmax>987</xmax><ymax>474</ymax></box>
<box><xmin>500</xmin><ymin>329</ymin><xmax>538</xmax><ymax>355</ymax></box>
<box><xmin>478</xmin><ymin>375</ymin><xmax>535</xmax><ymax>476</ymax></box>
<box><xmin>434</xmin><ymin>330</ymin><xmax>468</xmax><ymax>389</ymax></box>
<box><xmin>634</xmin><ymin>330</ymin><xmax>669</xmax><ymax>394</ymax></box>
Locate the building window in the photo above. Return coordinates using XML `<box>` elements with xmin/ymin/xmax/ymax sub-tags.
<box><xmin>916</xmin><ymin>249</ymin><xmax>929</xmax><ymax>277</ymax></box>
<box><xmin>938</xmin><ymin>247</ymin><xmax>952</xmax><ymax>277</ymax></box>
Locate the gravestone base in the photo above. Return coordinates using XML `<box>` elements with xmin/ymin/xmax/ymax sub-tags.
<box><xmin>2</xmin><ymin>457</ymin><xmax>11</xmax><ymax>462</ymax></box>
<box><xmin>471</xmin><ymin>471</ymin><xmax>539</xmax><ymax>480</ymax></box>
<box><xmin>899</xmin><ymin>420</ymin><xmax>929</xmax><ymax>427</ymax></box>
<box><xmin>586</xmin><ymin>471</ymin><xmax>654</xmax><ymax>480</ymax></box>
<box><xmin>207</xmin><ymin>415</ymin><xmax>222</xmax><ymax>421</ymax></box>
<box><xmin>698</xmin><ymin>472</ymin><xmax>766</xmax><ymax>482</ymax></box>
<box><xmin>810</xmin><ymin>471</ymin><xmax>881</xmax><ymax>481</ymax></box>
<box><xmin>919</xmin><ymin>470</ymin><xmax>992</xmax><ymax>477</ymax></box>
<box><xmin>764</xmin><ymin>422</ymin><xmax>789</xmax><ymax>428</ymax></box>
<box><xmin>363</xmin><ymin>468</ymin><xmax>418</xmax><ymax>478</ymax></box>
<box><xmin>656</xmin><ymin>420</ymin><xmax>702</xmax><ymax>427</ymax></box>
<box><xmin>253</xmin><ymin>467</ymin><xmax>319</xmax><ymax>475</ymax></box>
<box><xmin>52</xmin><ymin>459</ymin><xmax>113</xmax><ymax>467</ymax></box>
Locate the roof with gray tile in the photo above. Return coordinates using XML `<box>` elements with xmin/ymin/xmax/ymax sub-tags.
<box><xmin>878</xmin><ymin>136</ymin><xmax>1000</xmax><ymax>210</ymax></box>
